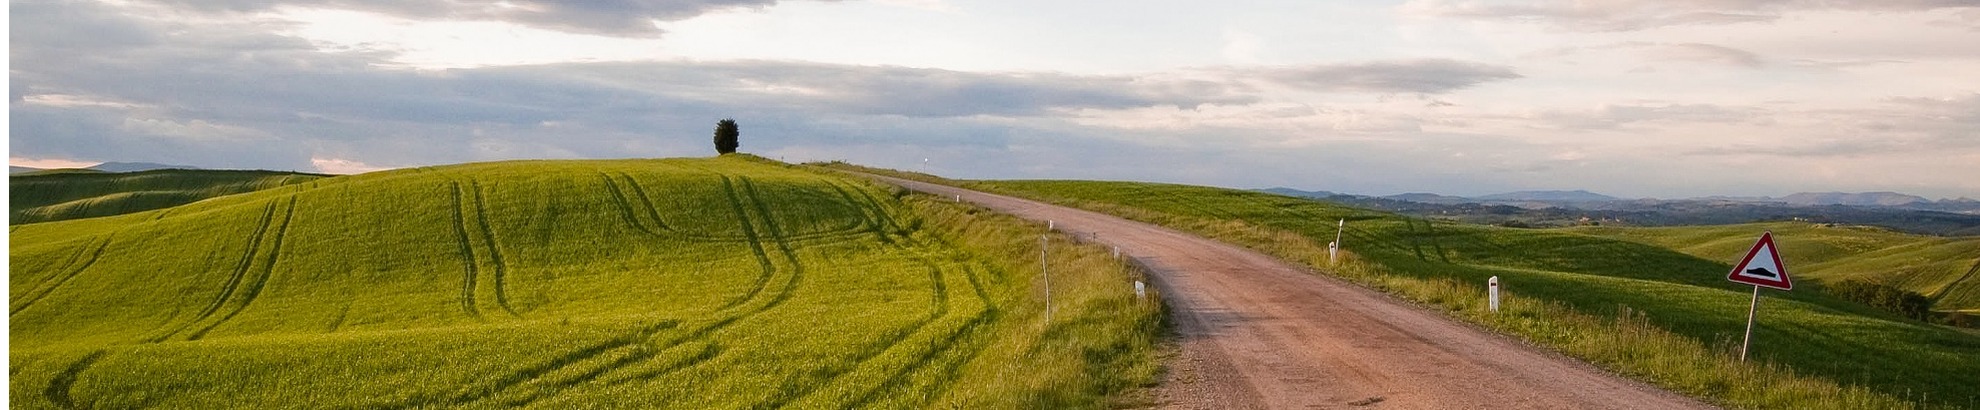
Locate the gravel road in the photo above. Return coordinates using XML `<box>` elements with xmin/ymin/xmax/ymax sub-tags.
<box><xmin>866</xmin><ymin>175</ymin><xmax>1714</xmax><ymax>410</ymax></box>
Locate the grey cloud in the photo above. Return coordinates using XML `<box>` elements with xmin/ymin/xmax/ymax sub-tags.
<box><xmin>1682</xmin><ymin>94</ymin><xmax>1980</xmax><ymax>157</ymax></box>
<box><xmin>1403</xmin><ymin>0</ymin><xmax>1977</xmax><ymax>31</ymax></box>
<box><xmin>1243</xmin><ymin>59</ymin><xmax>1522</xmax><ymax>94</ymax></box>
<box><xmin>137</xmin><ymin>0</ymin><xmax>834</xmax><ymax>37</ymax></box>
<box><xmin>1533</xmin><ymin>103</ymin><xmax>1769</xmax><ymax>130</ymax></box>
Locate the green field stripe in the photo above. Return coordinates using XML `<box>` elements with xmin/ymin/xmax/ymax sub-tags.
<box><xmin>11</xmin><ymin>235</ymin><xmax>98</xmax><ymax>312</ymax></box>
<box><xmin>10</xmin><ymin>235</ymin><xmax>113</xmax><ymax>316</ymax></box>
<box><xmin>469</xmin><ymin>180</ymin><xmax>520</xmax><ymax>318</ymax></box>
<box><xmin>1935</xmin><ymin>257</ymin><xmax>1980</xmax><ymax>302</ymax></box>
<box><xmin>43</xmin><ymin>349</ymin><xmax>108</xmax><ymax>410</ymax></box>
<box><xmin>398</xmin><ymin>321</ymin><xmax>682</xmax><ymax>409</ymax></box>
<box><xmin>599</xmin><ymin>341</ymin><xmax>722</xmax><ymax>386</ymax></box>
<box><xmin>146</xmin><ymin>202</ymin><xmax>278</xmax><ymax>342</ymax></box>
<box><xmin>185</xmin><ymin>196</ymin><xmax>298</xmax><ymax>340</ymax></box>
<box><xmin>448</xmin><ymin>182</ymin><xmax>484</xmax><ymax>320</ymax></box>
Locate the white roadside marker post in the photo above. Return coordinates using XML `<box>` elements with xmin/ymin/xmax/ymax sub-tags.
<box><xmin>1042</xmin><ymin>234</ymin><xmax>1052</xmax><ymax>323</ymax></box>
<box><xmin>1331</xmin><ymin>218</ymin><xmax>1345</xmax><ymax>265</ymax></box>
<box><xmin>1741</xmin><ymin>285</ymin><xmax>1760</xmax><ymax>361</ymax></box>
<box><xmin>1488</xmin><ymin>276</ymin><xmax>1500</xmax><ymax>313</ymax></box>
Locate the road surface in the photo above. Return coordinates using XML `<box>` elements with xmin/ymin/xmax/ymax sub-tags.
<box><xmin>864</xmin><ymin>175</ymin><xmax>1713</xmax><ymax>410</ymax></box>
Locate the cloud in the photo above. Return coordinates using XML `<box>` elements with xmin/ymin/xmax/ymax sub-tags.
<box><xmin>133</xmin><ymin>0</ymin><xmax>839</xmax><ymax>37</ymax></box>
<box><xmin>1528</xmin><ymin>103</ymin><xmax>1770</xmax><ymax>130</ymax></box>
<box><xmin>1532</xmin><ymin>42</ymin><xmax>1767</xmax><ymax>68</ymax></box>
<box><xmin>310</xmin><ymin>157</ymin><xmax>390</xmax><ymax>174</ymax></box>
<box><xmin>1240</xmin><ymin>59</ymin><xmax>1523</xmax><ymax>94</ymax></box>
<box><xmin>1401</xmin><ymin>0</ymin><xmax>1977</xmax><ymax>31</ymax></box>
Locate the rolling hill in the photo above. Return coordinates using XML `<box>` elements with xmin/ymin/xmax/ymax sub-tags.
<box><xmin>10</xmin><ymin>169</ymin><xmax>327</xmax><ymax>224</ymax></box>
<box><xmin>9</xmin><ymin>156</ymin><xmax>1159</xmax><ymax>409</ymax></box>
<box><xmin>1569</xmin><ymin>223</ymin><xmax>1980</xmax><ymax>313</ymax></box>
<box><xmin>954</xmin><ymin>179</ymin><xmax>1979</xmax><ymax>409</ymax></box>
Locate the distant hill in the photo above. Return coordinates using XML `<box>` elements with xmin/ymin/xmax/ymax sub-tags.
<box><xmin>1382</xmin><ymin>192</ymin><xmax>1472</xmax><ymax>204</ymax></box>
<box><xmin>1473</xmin><ymin>190</ymin><xmax>1621</xmax><ymax>202</ymax></box>
<box><xmin>10</xmin><ymin>169</ymin><xmax>325</xmax><ymax>224</ymax></box>
<box><xmin>1259</xmin><ymin>187</ymin><xmax>1339</xmax><ymax>198</ymax></box>
<box><xmin>11</xmin><ymin>166</ymin><xmax>44</xmax><ymax>174</ymax></box>
<box><xmin>1779</xmin><ymin>192</ymin><xmax>1930</xmax><ymax>207</ymax></box>
<box><xmin>89</xmin><ymin>161</ymin><xmax>199</xmax><ymax>173</ymax></box>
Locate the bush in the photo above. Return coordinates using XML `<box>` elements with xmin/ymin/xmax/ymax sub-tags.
<box><xmin>1826</xmin><ymin>280</ymin><xmax>1933</xmax><ymax>321</ymax></box>
<box><xmin>713</xmin><ymin>118</ymin><xmax>739</xmax><ymax>154</ymax></box>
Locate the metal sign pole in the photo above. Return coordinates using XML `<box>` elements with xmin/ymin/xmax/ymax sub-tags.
<box><xmin>1740</xmin><ymin>285</ymin><xmax>1760</xmax><ymax>361</ymax></box>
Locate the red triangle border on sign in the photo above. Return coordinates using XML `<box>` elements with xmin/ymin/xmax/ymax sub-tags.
<box><xmin>1726</xmin><ymin>231</ymin><xmax>1792</xmax><ymax>290</ymax></box>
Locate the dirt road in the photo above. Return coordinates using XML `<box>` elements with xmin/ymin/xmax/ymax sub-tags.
<box><xmin>866</xmin><ymin>175</ymin><xmax>1713</xmax><ymax>410</ymax></box>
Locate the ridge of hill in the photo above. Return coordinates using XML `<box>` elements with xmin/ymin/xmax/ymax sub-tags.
<box><xmin>10</xmin><ymin>169</ymin><xmax>328</xmax><ymax>224</ymax></box>
<box><xmin>9</xmin><ymin>156</ymin><xmax>1159</xmax><ymax>408</ymax></box>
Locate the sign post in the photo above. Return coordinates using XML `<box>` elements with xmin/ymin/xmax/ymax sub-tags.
<box><xmin>1726</xmin><ymin>231</ymin><xmax>1793</xmax><ymax>361</ymax></box>
<box><xmin>1488</xmin><ymin>276</ymin><xmax>1500</xmax><ymax>313</ymax></box>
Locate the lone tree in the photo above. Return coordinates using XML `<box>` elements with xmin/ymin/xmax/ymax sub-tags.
<box><xmin>713</xmin><ymin>118</ymin><xmax>739</xmax><ymax>154</ymax></box>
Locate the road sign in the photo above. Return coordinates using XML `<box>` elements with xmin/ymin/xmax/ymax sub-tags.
<box><xmin>1726</xmin><ymin>231</ymin><xmax>1792</xmax><ymax>290</ymax></box>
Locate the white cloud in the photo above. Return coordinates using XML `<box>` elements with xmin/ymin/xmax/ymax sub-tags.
<box><xmin>310</xmin><ymin>157</ymin><xmax>390</xmax><ymax>174</ymax></box>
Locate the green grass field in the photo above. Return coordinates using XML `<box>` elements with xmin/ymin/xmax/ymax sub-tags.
<box><xmin>10</xmin><ymin>169</ymin><xmax>327</xmax><ymax>224</ymax></box>
<box><xmin>949</xmin><ymin>178</ymin><xmax>1980</xmax><ymax>409</ymax></box>
<box><xmin>1570</xmin><ymin>223</ymin><xmax>1980</xmax><ymax>313</ymax></box>
<box><xmin>10</xmin><ymin>156</ymin><xmax>1160</xmax><ymax>409</ymax></box>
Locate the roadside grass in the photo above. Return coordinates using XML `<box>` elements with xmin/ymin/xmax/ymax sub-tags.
<box><xmin>9</xmin><ymin>156</ymin><xmax>1160</xmax><ymax>409</ymax></box>
<box><xmin>907</xmin><ymin>176</ymin><xmax>1980</xmax><ymax>410</ymax></box>
<box><xmin>10</xmin><ymin>168</ymin><xmax>327</xmax><ymax>224</ymax></box>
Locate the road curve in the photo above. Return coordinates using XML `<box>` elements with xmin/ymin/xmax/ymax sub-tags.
<box><xmin>864</xmin><ymin>175</ymin><xmax>1713</xmax><ymax>410</ymax></box>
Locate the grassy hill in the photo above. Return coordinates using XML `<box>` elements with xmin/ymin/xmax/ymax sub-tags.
<box><xmin>942</xmin><ymin>178</ymin><xmax>1979</xmax><ymax>409</ymax></box>
<box><xmin>1571</xmin><ymin>223</ymin><xmax>1980</xmax><ymax>313</ymax></box>
<box><xmin>10</xmin><ymin>169</ymin><xmax>327</xmax><ymax>224</ymax></box>
<box><xmin>10</xmin><ymin>157</ymin><xmax>1159</xmax><ymax>409</ymax></box>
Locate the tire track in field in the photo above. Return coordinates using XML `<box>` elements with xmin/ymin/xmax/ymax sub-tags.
<box><xmin>618</xmin><ymin>172</ymin><xmax>678</xmax><ymax>233</ymax></box>
<box><xmin>145</xmin><ymin>202</ymin><xmax>278</xmax><ymax>343</ymax></box>
<box><xmin>10</xmin><ymin>235</ymin><xmax>112</xmax><ymax>316</ymax></box>
<box><xmin>186</xmin><ymin>196</ymin><xmax>299</xmax><ymax>340</ymax></box>
<box><xmin>601</xmin><ymin>173</ymin><xmax>666</xmax><ymax>237</ymax></box>
<box><xmin>429</xmin><ymin>173</ymin><xmax>812</xmax><ymax>408</ymax></box>
<box><xmin>773</xmin><ymin>189</ymin><xmax>1003</xmax><ymax>408</ymax></box>
<box><xmin>45</xmin><ymin>350</ymin><xmax>107</xmax><ymax>410</ymax></box>
<box><xmin>448</xmin><ymin>182</ymin><xmax>484</xmax><ymax>320</ymax></box>
<box><xmin>468</xmin><ymin>180</ymin><xmax>520</xmax><ymax>318</ymax></box>
<box><xmin>715</xmin><ymin>175</ymin><xmax>779</xmax><ymax>311</ymax></box>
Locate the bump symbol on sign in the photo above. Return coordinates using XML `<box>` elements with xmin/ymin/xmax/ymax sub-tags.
<box><xmin>1744</xmin><ymin>268</ymin><xmax>1776</xmax><ymax>278</ymax></box>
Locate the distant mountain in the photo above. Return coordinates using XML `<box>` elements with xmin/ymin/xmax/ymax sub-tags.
<box><xmin>1778</xmin><ymin>192</ymin><xmax>1929</xmax><ymax>207</ymax></box>
<box><xmin>89</xmin><ymin>162</ymin><xmax>199</xmax><ymax>173</ymax></box>
<box><xmin>11</xmin><ymin>166</ymin><xmax>44</xmax><ymax>174</ymax></box>
<box><xmin>1259</xmin><ymin>187</ymin><xmax>1339</xmax><ymax>199</ymax></box>
<box><xmin>1474</xmin><ymin>190</ymin><xmax>1622</xmax><ymax>203</ymax></box>
<box><xmin>1383</xmin><ymin>193</ymin><xmax>1472</xmax><ymax>204</ymax></box>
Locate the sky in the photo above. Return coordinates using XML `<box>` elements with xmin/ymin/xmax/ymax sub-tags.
<box><xmin>8</xmin><ymin>0</ymin><xmax>1980</xmax><ymax>199</ymax></box>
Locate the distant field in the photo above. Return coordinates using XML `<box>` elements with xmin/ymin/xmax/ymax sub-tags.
<box><xmin>958</xmin><ymin>179</ymin><xmax>1979</xmax><ymax>409</ymax></box>
<box><xmin>10</xmin><ymin>169</ymin><xmax>326</xmax><ymax>224</ymax></box>
<box><xmin>1571</xmin><ymin>223</ymin><xmax>1980</xmax><ymax>313</ymax></box>
<box><xmin>10</xmin><ymin>157</ymin><xmax>1159</xmax><ymax>408</ymax></box>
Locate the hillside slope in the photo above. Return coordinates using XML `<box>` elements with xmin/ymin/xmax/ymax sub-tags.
<box><xmin>9</xmin><ymin>157</ymin><xmax>1157</xmax><ymax>409</ymax></box>
<box><xmin>10</xmin><ymin>169</ymin><xmax>326</xmax><ymax>224</ymax></box>
<box><xmin>965</xmin><ymin>179</ymin><xmax>1979</xmax><ymax>409</ymax></box>
<box><xmin>1571</xmin><ymin>223</ymin><xmax>1980</xmax><ymax>313</ymax></box>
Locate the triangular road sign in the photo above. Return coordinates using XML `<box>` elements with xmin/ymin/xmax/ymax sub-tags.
<box><xmin>1727</xmin><ymin>231</ymin><xmax>1792</xmax><ymax>290</ymax></box>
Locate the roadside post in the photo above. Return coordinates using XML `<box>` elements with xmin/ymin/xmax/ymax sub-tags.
<box><xmin>1488</xmin><ymin>276</ymin><xmax>1500</xmax><ymax>312</ymax></box>
<box><xmin>1331</xmin><ymin>218</ymin><xmax>1344</xmax><ymax>265</ymax></box>
<box><xmin>1726</xmin><ymin>231</ymin><xmax>1793</xmax><ymax>362</ymax></box>
<box><xmin>1042</xmin><ymin>234</ymin><xmax>1053</xmax><ymax>323</ymax></box>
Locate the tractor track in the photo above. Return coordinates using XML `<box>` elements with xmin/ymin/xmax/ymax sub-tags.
<box><xmin>468</xmin><ymin>180</ymin><xmax>520</xmax><ymax>317</ymax></box>
<box><xmin>448</xmin><ymin>182</ymin><xmax>483</xmax><ymax>320</ymax></box>
<box><xmin>11</xmin><ymin>235</ymin><xmax>114</xmax><ymax>316</ymax></box>
<box><xmin>186</xmin><ymin>196</ymin><xmax>299</xmax><ymax>340</ymax></box>
<box><xmin>45</xmin><ymin>350</ymin><xmax>108</xmax><ymax>410</ymax></box>
<box><xmin>147</xmin><ymin>201</ymin><xmax>279</xmax><ymax>342</ymax></box>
